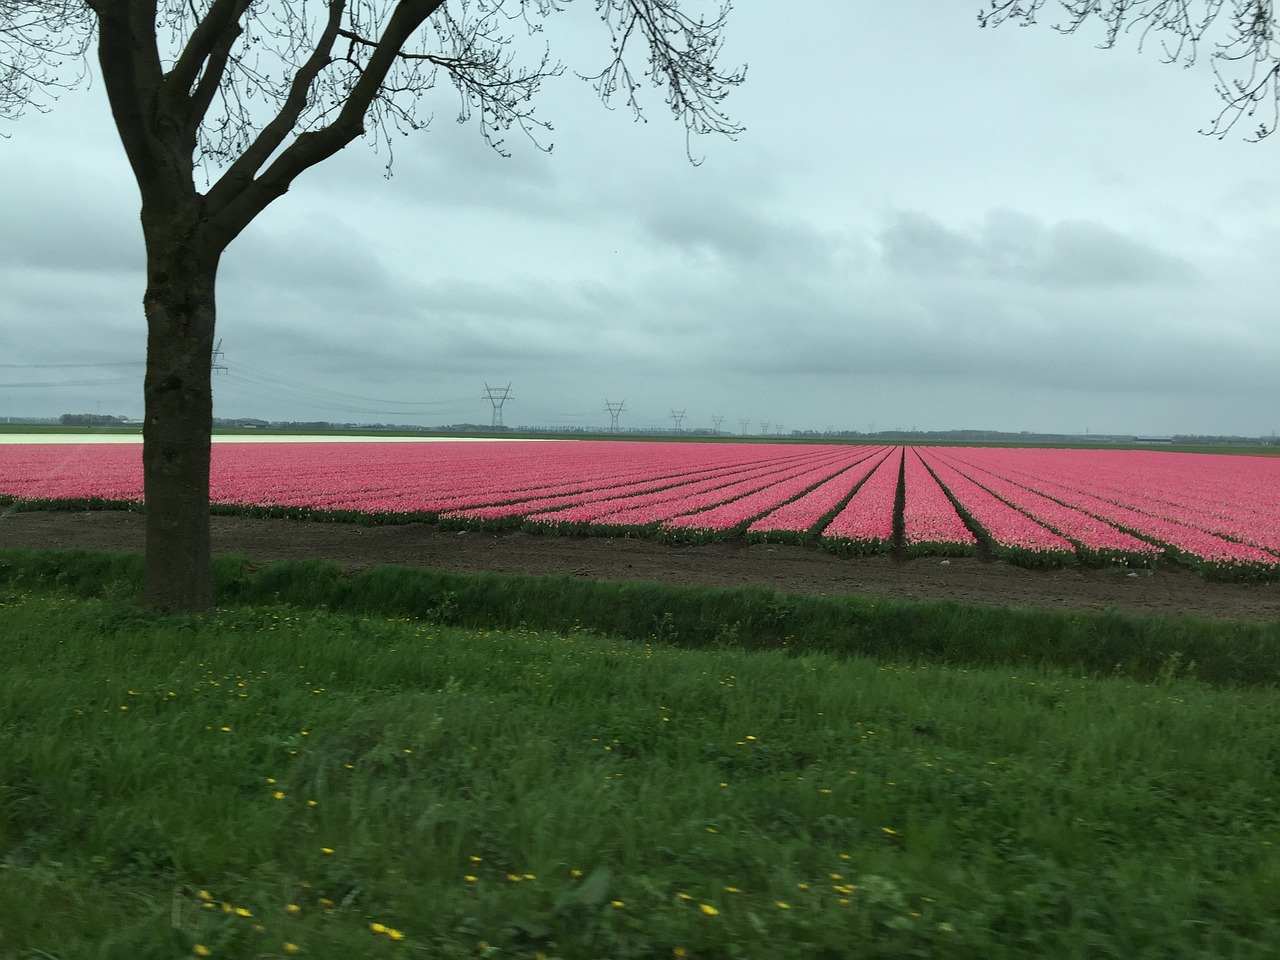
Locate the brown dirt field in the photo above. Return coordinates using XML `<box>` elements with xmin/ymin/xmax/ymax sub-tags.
<box><xmin>4</xmin><ymin>509</ymin><xmax>1279</xmax><ymax>622</ymax></box>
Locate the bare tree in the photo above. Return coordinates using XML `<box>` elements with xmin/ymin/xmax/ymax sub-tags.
<box><xmin>1</xmin><ymin>0</ymin><xmax>744</xmax><ymax>610</ymax></box>
<box><xmin>979</xmin><ymin>1</ymin><xmax>1280</xmax><ymax>141</ymax></box>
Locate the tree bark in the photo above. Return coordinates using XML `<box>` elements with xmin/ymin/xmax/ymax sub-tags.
<box><xmin>141</xmin><ymin>221</ymin><xmax>219</xmax><ymax>611</ymax></box>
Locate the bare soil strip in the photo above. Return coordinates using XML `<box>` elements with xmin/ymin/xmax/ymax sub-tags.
<box><xmin>4</xmin><ymin>510</ymin><xmax>1279</xmax><ymax>621</ymax></box>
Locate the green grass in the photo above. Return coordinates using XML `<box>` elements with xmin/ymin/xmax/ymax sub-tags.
<box><xmin>4</xmin><ymin>548</ymin><xmax>1280</xmax><ymax>688</ymax></box>
<box><xmin>1</xmin><ymin>585</ymin><xmax>1278</xmax><ymax>959</ymax></box>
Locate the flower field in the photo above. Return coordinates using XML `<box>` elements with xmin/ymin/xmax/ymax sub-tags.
<box><xmin>2</xmin><ymin>440</ymin><xmax>1279</xmax><ymax>578</ymax></box>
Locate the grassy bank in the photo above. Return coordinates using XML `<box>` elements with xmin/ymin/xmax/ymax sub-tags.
<box><xmin>2</xmin><ymin>586</ymin><xmax>1278</xmax><ymax>959</ymax></box>
<box><xmin>2</xmin><ymin>548</ymin><xmax>1279</xmax><ymax>687</ymax></box>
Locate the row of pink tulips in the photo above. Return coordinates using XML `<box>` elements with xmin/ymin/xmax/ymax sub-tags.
<box><xmin>929</xmin><ymin>452</ymin><xmax>1160</xmax><ymax>563</ymax></box>
<box><xmin>919</xmin><ymin>451</ymin><xmax>1071</xmax><ymax>561</ymax></box>
<box><xmin>819</xmin><ymin>448</ymin><xmax>902</xmax><ymax>552</ymax></box>
<box><xmin>663</xmin><ymin>449</ymin><xmax>882</xmax><ymax>537</ymax></box>
<box><xmin>747</xmin><ymin>447</ymin><xmax>893</xmax><ymax>541</ymax></box>
<box><xmin>900</xmin><ymin>449</ymin><xmax>976</xmax><ymax>554</ymax></box>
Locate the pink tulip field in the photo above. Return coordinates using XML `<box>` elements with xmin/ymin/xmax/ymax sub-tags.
<box><xmin>3</xmin><ymin>439</ymin><xmax>1280</xmax><ymax>578</ymax></box>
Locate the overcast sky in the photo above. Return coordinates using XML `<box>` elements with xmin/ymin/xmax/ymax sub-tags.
<box><xmin>2</xmin><ymin>1</ymin><xmax>1279</xmax><ymax>435</ymax></box>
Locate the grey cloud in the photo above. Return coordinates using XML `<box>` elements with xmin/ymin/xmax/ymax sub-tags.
<box><xmin>880</xmin><ymin>209</ymin><xmax>1195</xmax><ymax>288</ymax></box>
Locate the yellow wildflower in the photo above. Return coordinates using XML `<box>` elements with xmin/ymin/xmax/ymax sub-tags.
<box><xmin>699</xmin><ymin>903</ymin><xmax>719</xmax><ymax>917</ymax></box>
<box><xmin>283</xmin><ymin>945</ymin><xmax>300</xmax><ymax>956</ymax></box>
<box><xmin>464</xmin><ymin>875</ymin><xmax>478</xmax><ymax>883</ymax></box>
<box><xmin>610</xmin><ymin>899</ymin><xmax>625</xmax><ymax>909</ymax></box>
<box><xmin>775</xmin><ymin>901</ymin><xmax>791</xmax><ymax>910</ymax></box>
<box><xmin>286</xmin><ymin>904</ymin><xmax>301</xmax><ymax>915</ymax></box>
<box><xmin>193</xmin><ymin>947</ymin><xmax>211</xmax><ymax>958</ymax></box>
<box><xmin>234</xmin><ymin>907</ymin><xmax>252</xmax><ymax>918</ymax></box>
<box><xmin>320</xmin><ymin>847</ymin><xmax>334</xmax><ymax>855</ymax></box>
<box><xmin>272</xmin><ymin>791</ymin><xmax>286</xmax><ymax>800</ymax></box>
<box><xmin>370</xmin><ymin>923</ymin><xmax>387</xmax><ymax>934</ymax></box>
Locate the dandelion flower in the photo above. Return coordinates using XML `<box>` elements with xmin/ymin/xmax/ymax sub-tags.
<box><xmin>838</xmin><ymin>898</ymin><xmax>850</xmax><ymax>906</ymax></box>
<box><xmin>265</xmin><ymin>778</ymin><xmax>276</xmax><ymax>785</ymax></box>
<box><xmin>881</xmin><ymin>827</ymin><xmax>899</xmax><ymax>837</ymax></box>
<box><xmin>306</xmin><ymin>800</ymin><xmax>318</xmax><ymax>808</ymax></box>
<box><xmin>610</xmin><ymin>899</ymin><xmax>625</xmax><ymax>909</ymax></box>
<box><xmin>272</xmin><ymin>791</ymin><xmax>287</xmax><ymax>800</ymax></box>
<box><xmin>197</xmin><ymin>889</ymin><xmax>213</xmax><ymax>901</ymax></box>
<box><xmin>286</xmin><ymin>904</ymin><xmax>301</xmax><ymax>914</ymax></box>
<box><xmin>676</xmin><ymin>892</ymin><xmax>692</xmax><ymax>901</ymax></box>
<box><xmin>464</xmin><ymin>875</ymin><xmax>478</xmax><ymax>883</ymax></box>
<box><xmin>318</xmin><ymin>898</ymin><xmax>335</xmax><ymax>909</ymax></box>
<box><xmin>723</xmin><ymin>886</ymin><xmax>741</xmax><ymax>893</ymax></box>
<box><xmin>469</xmin><ymin>855</ymin><xmax>483</xmax><ymax>864</ymax></box>
<box><xmin>235</xmin><ymin>907</ymin><xmax>252</xmax><ymax>918</ymax></box>
<box><xmin>370</xmin><ymin>923</ymin><xmax>387</xmax><ymax>934</ymax></box>
<box><xmin>193</xmin><ymin>947</ymin><xmax>211</xmax><ymax>958</ymax></box>
<box><xmin>674</xmin><ymin>950</ymin><xmax>688</xmax><ymax>959</ymax></box>
<box><xmin>569</xmin><ymin>868</ymin><xmax>583</xmax><ymax>879</ymax></box>
<box><xmin>699</xmin><ymin>903</ymin><xmax>719</xmax><ymax>917</ymax></box>
<box><xmin>386</xmin><ymin>929</ymin><xmax>404</xmax><ymax>941</ymax></box>
<box><xmin>775</xmin><ymin>901</ymin><xmax>791</xmax><ymax>910</ymax></box>
<box><xmin>320</xmin><ymin>847</ymin><xmax>334</xmax><ymax>855</ymax></box>
<box><xmin>283</xmin><ymin>945</ymin><xmax>300</xmax><ymax>955</ymax></box>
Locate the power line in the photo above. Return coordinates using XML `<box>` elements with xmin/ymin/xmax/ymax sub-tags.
<box><xmin>670</xmin><ymin>408</ymin><xmax>686</xmax><ymax>432</ymax></box>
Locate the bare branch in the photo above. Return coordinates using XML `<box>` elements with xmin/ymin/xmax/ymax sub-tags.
<box><xmin>165</xmin><ymin>0</ymin><xmax>245</xmax><ymax>100</ymax></box>
<box><xmin>580</xmin><ymin>0</ymin><xmax>746</xmax><ymax>162</ymax></box>
<box><xmin>0</xmin><ymin>0</ymin><xmax>94</xmax><ymax>128</ymax></box>
<box><xmin>204</xmin><ymin>0</ymin><xmax>349</xmax><ymax>215</ymax></box>
<box><xmin>979</xmin><ymin>0</ymin><xmax>1280</xmax><ymax>140</ymax></box>
<box><xmin>208</xmin><ymin>0</ymin><xmax>448</xmax><ymax>243</ymax></box>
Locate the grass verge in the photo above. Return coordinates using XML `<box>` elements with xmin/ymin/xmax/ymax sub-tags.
<box><xmin>2</xmin><ymin>548</ymin><xmax>1280</xmax><ymax>687</ymax></box>
<box><xmin>2</xmin><ymin>586</ymin><xmax>1278</xmax><ymax>959</ymax></box>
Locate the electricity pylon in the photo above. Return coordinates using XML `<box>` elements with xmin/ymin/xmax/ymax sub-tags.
<box><xmin>482</xmin><ymin>382</ymin><xmax>513</xmax><ymax>427</ymax></box>
<box><xmin>605</xmin><ymin>399</ymin><xmax>625</xmax><ymax>432</ymax></box>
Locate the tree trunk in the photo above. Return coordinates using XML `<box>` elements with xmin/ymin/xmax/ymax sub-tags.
<box><xmin>142</xmin><ymin>235</ymin><xmax>219</xmax><ymax>612</ymax></box>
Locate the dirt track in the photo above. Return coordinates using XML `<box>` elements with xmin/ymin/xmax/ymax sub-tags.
<box><xmin>4</xmin><ymin>510</ymin><xmax>1280</xmax><ymax>622</ymax></box>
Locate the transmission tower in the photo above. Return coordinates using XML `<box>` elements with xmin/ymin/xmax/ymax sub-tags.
<box><xmin>482</xmin><ymin>382</ymin><xmax>513</xmax><ymax>428</ymax></box>
<box><xmin>711</xmin><ymin>414</ymin><xmax>725</xmax><ymax>435</ymax></box>
<box><xmin>604</xmin><ymin>399</ymin><xmax>625</xmax><ymax>433</ymax></box>
<box><xmin>774</xmin><ymin>423</ymin><xmax>785</xmax><ymax>437</ymax></box>
<box><xmin>738</xmin><ymin>418</ymin><xmax>750</xmax><ymax>435</ymax></box>
<box><xmin>212</xmin><ymin>338</ymin><xmax>227</xmax><ymax>374</ymax></box>
<box><xmin>670</xmin><ymin>409</ymin><xmax>686</xmax><ymax>432</ymax></box>
<box><xmin>759</xmin><ymin>419</ymin><xmax>770</xmax><ymax>436</ymax></box>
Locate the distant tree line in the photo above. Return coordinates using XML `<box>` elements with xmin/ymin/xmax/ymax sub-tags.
<box><xmin>59</xmin><ymin>413</ymin><xmax>131</xmax><ymax>426</ymax></box>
